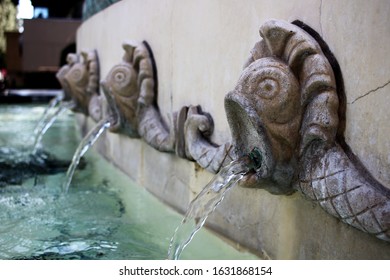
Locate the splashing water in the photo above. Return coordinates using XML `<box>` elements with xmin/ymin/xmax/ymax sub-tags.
<box><xmin>32</xmin><ymin>100</ymin><xmax>75</xmax><ymax>154</ymax></box>
<box><xmin>62</xmin><ymin>118</ymin><xmax>111</xmax><ymax>193</ymax></box>
<box><xmin>167</xmin><ymin>148</ymin><xmax>262</xmax><ymax>260</ymax></box>
<box><xmin>0</xmin><ymin>147</ymin><xmax>70</xmax><ymax>186</ymax></box>
<box><xmin>33</xmin><ymin>94</ymin><xmax>64</xmax><ymax>135</ymax></box>
<box><xmin>0</xmin><ymin>105</ymin><xmax>260</xmax><ymax>260</ymax></box>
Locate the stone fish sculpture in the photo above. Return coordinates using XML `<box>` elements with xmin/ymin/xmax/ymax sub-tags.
<box><xmin>101</xmin><ymin>41</ymin><xmax>176</xmax><ymax>152</ymax></box>
<box><xmin>56</xmin><ymin>50</ymin><xmax>102</xmax><ymax>122</ymax></box>
<box><xmin>56</xmin><ymin>53</ymin><xmax>79</xmax><ymax>102</ymax></box>
<box><xmin>183</xmin><ymin>19</ymin><xmax>389</xmax><ymax>241</ymax></box>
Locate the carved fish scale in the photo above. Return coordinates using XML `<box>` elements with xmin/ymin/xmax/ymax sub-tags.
<box><xmin>298</xmin><ymin>143</ymin><xmax>390</xmax><ymax>241</ymax></box>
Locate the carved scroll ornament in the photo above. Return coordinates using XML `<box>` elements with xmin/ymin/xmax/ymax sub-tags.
<box><xmin>182</xmin><ymin>19</ymin><xmax>389</xmax><ymax>241</ymax></box>
<box><xmin>56</xmin><ymin>50</ymin><xmax>102</xmax><ymax>122</ymax></box>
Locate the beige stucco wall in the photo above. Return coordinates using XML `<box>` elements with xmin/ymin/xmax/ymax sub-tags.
<box><xmin>76</xmin><ymin>0</ymin><xmax>390</xmax><ymax>259</ymax></box>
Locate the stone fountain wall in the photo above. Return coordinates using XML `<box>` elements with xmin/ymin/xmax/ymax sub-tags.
<box><xmin>75</xmin><ymin>0</ymin><xmax>390</xmax><ymax>259</ymax></box>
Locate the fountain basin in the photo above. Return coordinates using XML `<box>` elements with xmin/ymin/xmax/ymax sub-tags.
<box><xmin>0</xmin><ymin>104</ymin><xmax>258</xmax><ymax>260</ymax></box>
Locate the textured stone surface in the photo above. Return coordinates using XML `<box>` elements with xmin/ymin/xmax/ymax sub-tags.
<box><xmin>299</xmin><ymin>144</ymin><xmax>390</xmax><ymax>240</ymax></box>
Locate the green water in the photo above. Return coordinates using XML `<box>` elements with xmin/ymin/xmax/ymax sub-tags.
<box><xmin>0</xmin><ymin>104</ymin><xmax>258</xmax><ymax>260</ymax></box>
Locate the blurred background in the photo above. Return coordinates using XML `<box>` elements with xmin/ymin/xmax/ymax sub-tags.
<box><xmin>0</xmin><ymin>0</ymin><xmax>119</xmax><ymax>98</ymax></box>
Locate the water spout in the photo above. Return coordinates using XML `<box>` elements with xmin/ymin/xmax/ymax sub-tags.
<box><xmin>167</xmin><ymin>148</ymin><xmax>261</xmax><ymax>260</ymax></box>
<box><xmin>32</xmin><ymin>100</ymin><xmax>75</xmax><ymax>154</ymax></box>
<box><xmin>62</xmin><ymin>118</ymin><xmax>111</xmax><ymax>193</ymax></box>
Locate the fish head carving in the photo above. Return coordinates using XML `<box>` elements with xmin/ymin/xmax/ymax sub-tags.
<box><xmin>64</xmin><ymin>60</ymin><xmax>89</xmax><ymax>114</ymax></box>
<box><xmin>62</xmin><ymin>50</ymin><xmax>102</xmax><ymax>116</ymax></box>
<box><xmin>225</xmin><ymin>58</ymin><xmax>302</xmax><ymax>194</ymax></box>
<box><xmin>225</xmin><ymin>20</ymin><xmax>339</xmax><ymax>194</ymax></box>
<box><xmin>101</xmin><ymin>41</ymin><xmax>157</xmax><ymax>137</ymax></box>
<box><xmin>56</xmin><ymin>53</ymin><xmax>79</xmax><ymax>101</ymax></box>
<box><xmin>101</xmin><ymin>43</ymin><xmax>140</xmax><ymax>136</ymax></box>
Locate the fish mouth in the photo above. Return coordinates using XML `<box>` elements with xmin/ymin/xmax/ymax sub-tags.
<box><xmin>225</xmin><ymin>90</ymin><xmax>294</xmax><ymax>194</ymax></box>
<box><xmin>101</xmin><ymin>81</ymin><xmax>121</xmax><ymax>132</ymax></box>
<box><xmin>225</xmin><ymin>90</ymin><xmax>275</xmax><ymax>179</ymax></box>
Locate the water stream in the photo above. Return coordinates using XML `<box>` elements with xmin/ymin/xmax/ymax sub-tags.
<box><xmin>32</xmin><ymin>100</ymin><xmax>75</xmax><ymax>154</ymax></box>
<box><xmin>33</xmin><ymin>94</ymin><xmax>64</xmax><ymax>135</ymax></box>
<box><xmin>62</xmin><ymin>118</ymin><xmax>111</xmax><ymax>193</ymax></box>
<box><xmin>167</xmin><ymin>148</ymin><xmax>262</xmax><ymax>260</ymax></box>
